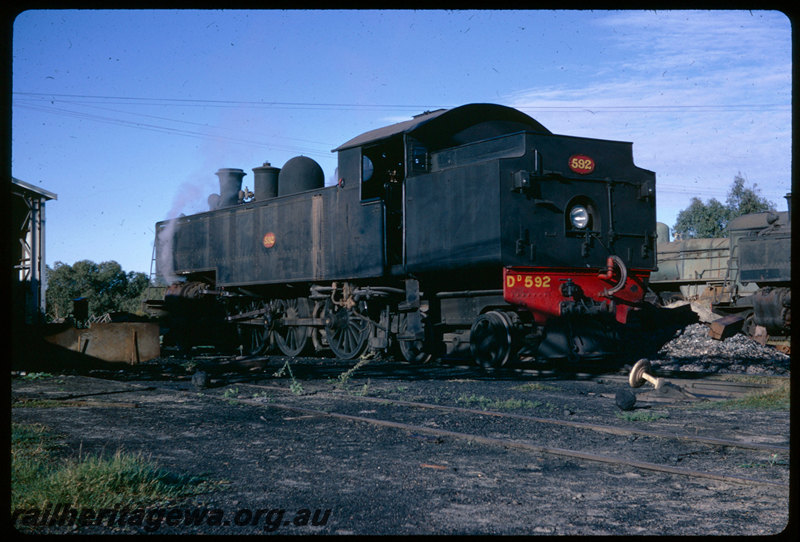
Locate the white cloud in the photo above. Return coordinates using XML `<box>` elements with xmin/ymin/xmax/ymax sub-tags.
<box><xmin>505</xmin><ymin>10</ymin><xmax>791</xmax><ymax>227</ymax></box>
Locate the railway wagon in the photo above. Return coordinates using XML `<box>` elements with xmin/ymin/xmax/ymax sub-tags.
<box><xmin>154</xmin><ymin>103</ymin><xmax>658</xmax><ymax>366</ymax></box>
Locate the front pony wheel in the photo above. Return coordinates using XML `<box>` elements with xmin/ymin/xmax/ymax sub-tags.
<box><xmin>470</xmin><ymin>310</ymin><xmax>517</xmax><ymax>368</ymax></box>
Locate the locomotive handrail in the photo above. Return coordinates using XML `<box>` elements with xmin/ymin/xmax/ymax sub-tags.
<box><xmin>598</xmin><ymin>255</ymin><xmax>627</xmax><ymax>297</ymax></box>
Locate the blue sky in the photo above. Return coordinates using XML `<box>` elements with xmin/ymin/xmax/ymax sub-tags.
<box><xmin>12</xmin><ymin>9</ymin><xmax>792</xmax><ymax>274</ymax></box>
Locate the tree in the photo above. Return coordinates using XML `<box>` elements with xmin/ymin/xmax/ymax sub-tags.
<box><xmin>672</xmin><ymin>174</ymin><xmax>776</xmax><ymax>239</ymax></box>
<box><xmin>725</xmin><ymin>175</ymin><xmax>775</xmax><ymax>216</ymax></box>
<box><xmin>45</xmin><ymin>260</ymin><xmax>150</xmax><ymax>322</ymax></box>
<box><xmin>673</xmin><ymin>197</ymin><xmax>730</xmax><ymax>239</ymax></box>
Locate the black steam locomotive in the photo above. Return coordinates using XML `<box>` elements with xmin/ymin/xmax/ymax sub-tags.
<box><xmin>652</xmin><ymin>197</ymin><xmax>791</xmax><ymax>338</ymax></box>
<box><xmin>154</xmin><ymin>103</ymin><xmax>658</xmax><ymax>366</ymax></box>
<box><xmin>730</xmin><ymin>205</ymin><xmax>791</xmax><ymax>336</ymax></box>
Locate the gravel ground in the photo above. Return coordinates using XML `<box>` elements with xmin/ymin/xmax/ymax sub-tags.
<box><xmin>10</xmin><ymin>323</ymin><xmax>793</xmax><ymax>536</ymax></box>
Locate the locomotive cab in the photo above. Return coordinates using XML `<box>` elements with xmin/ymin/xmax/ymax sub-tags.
<box><xmin>357</xmin><ymin>136</ymin><xmax>405</xmax><ymax>267</ymax></box>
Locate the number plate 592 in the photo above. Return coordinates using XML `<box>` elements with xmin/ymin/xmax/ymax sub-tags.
<box><xmin>568</xmin><ymin>154</ymin><xmax>595</xmax><ymax>174</ymax></box>
<box><xmin>506</xmin><ymin>274</ymin><xmax>551</xmax><ymax>288</ymax></box>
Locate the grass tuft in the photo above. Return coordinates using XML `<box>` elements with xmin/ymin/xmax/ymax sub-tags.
<box><xmin>512</xmin><ymin>382</ymin><xmax>560</xmax><ymax>392</ymax></box>
<box><xmin>11</xmin><ymin>423</ymin><xmax>218</xmax><ymax>513</ymax></box>
<box><xmin>456</xmin><ymin>394</ymin><xmax>536</xmax><ymax>411</ymax></box>
<box><xmin>616</xmin><ymin>410</ymin><xmax>670</xmax><ymax>422</ymax></box>
<box><xmin>696</xmin><ymin>379</ymin><xmax>790</xmax><ymax>411</ymax></box>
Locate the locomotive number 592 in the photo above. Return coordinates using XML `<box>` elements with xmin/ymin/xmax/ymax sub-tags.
<box><xmin>568</xmin><ymin>154</ymin><xmax>595</xmax><ymax>174</ymax></box>
<box><xmin>506</xmin><ymin>275</ymin><xmax>551</xmax><ymax>288</ymax></box>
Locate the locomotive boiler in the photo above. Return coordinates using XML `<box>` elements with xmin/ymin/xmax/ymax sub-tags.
<box><xmin>154</xmin><ymin>103</ymin><xmax>658</xmax><ymax>366</ymax></box>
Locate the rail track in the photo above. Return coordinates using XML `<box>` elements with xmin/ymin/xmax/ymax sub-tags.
<box><xmin>15</xmin><ymin>370</ymin><xmax>788</xmax><ymax>490</ymax></box>
<box><xmin>227</xmin><ymin>381</ymin><xmax>788</xmax><ymax>487</ymax></box>
<box><xmin>233</xmin><ymin>382</ymin><xmax>789</xmax><ymax>453</ymax></box>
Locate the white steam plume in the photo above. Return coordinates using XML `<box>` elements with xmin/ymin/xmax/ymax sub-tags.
<box><xmin>157</xmin><ymin>178</ymin><xmax>208</xmax><ymax>285</ymax></box>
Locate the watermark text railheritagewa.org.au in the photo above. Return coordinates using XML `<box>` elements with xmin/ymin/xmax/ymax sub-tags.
<box><xmin>12</xmin><ymin>504</ymin><xmax>332</xmax><ymax>532</ymax></box>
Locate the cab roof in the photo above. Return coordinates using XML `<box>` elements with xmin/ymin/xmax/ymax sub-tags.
<box><xmin>332</xmin><ymin>103</ymin><xmax>551</xmax><ymax>152</ymax></box>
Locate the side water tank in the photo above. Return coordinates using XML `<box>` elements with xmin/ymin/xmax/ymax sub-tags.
<box><xmin>252</xmin><ymin>162</ymin><xmax>280</xmax><ymax>200</ymax></box>
<box><xmin>278</xmin><ymin>156</ymin><xmax>324</xmax><ymax>196</ymax></box>
<box><xmin>216</xmin><ymin>168</ymin><xmax>247</xmax><ymax>207</ymax></box>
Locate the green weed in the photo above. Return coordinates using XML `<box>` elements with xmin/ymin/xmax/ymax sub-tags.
<box><xmin>512</xmin><ymin>382</ymin><xmax>560</xmax><ymax>392</ymax></box>
<box><xmin>456</xmin><ymin>394</ymin><xmax>535</xmax><ymax>411</ymax></box>
<box><xmin>222</xmin><ymin>387</ymin><xmax>239</xmax><ymax>399</ymax></box>
<box><xmin>696</xmin><ymin>380</ymin><xmax>790</xmax><ymax>411</ymax></box>
<box><xmin>19</xmin><ymin>372</ymin><xmax>55</xmax><ymax>380</ymax></box>
<box><xmin>616</xmin><ymin>410</ymin><xmax>670</xmax><ymax>422</ymax></box>
<box><xmin>272</xmin><ymin>360</ymin><xmax>304</xmax><ymax>395</ymax></box>
<box><xmin>11</xmin><ymin>423</ymin><xmax>218</xmax><ymax>514</ymax></box>
<box><xmin>739</xmin><ymin>453</ymin><xmax>790</xmax><ymax>469</ymax></box>
<box><xmin>329</xmin><ymin>357</ymin><xmax>374</xmax><ymax>396</ymax></box>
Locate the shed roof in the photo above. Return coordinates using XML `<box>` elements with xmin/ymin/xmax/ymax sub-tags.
<box><xmin>11</xmin><ymin>177</ymin><xmax>58</xmax><ymax>200</ymax></box>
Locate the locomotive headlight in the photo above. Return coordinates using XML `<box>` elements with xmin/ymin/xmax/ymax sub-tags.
<box><xmin>569</xmin><ymin>206</ymin><xmax>590</xmax><ymax>229</ymax></box>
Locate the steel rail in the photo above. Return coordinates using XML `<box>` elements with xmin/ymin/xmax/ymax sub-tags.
<box><xmin>213</xmin><ymin>392</ymin><xmax>789</xmax><ymax>489</ymax></box>
<box><xmin>237</xmin><ymin>383</ymin><xmax>790</xmax><ymax>454</ymax></box>
<box><xmin>13</xmin><ymin>386</ymin><xmax>158</xmax><ymax>402</ymax></box>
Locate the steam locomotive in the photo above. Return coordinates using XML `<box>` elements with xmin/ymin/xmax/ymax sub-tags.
<box><xmin>154</xmin><ymin>103</ymin><xmax>658</xmax><ymax>366</ymax></box>
<box><xmin>651</xmin><ymin>196</ymin><xmax>791</xmax><ymax>339</ymax></box>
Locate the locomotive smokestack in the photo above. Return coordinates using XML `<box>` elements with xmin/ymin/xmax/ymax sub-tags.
<box><xmin>252</xmin><ymin>161</ymin><xmax>280</xmax><ymax>201</ymax></box>
<box><xmin>216</xmin><ymin>168</ymin><xmax>246</xmax><ymax>207</ymax></box>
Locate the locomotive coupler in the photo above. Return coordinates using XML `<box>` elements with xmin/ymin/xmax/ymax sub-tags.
<box><xmin>559</xmin><ymin>298</ymin><xmax>613</xmax><ymax>317</ymax></box>
<box><xmin>559</xmin><ymin>277</ymin><xmax>618</xmax><ymax>317</ymax></box>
